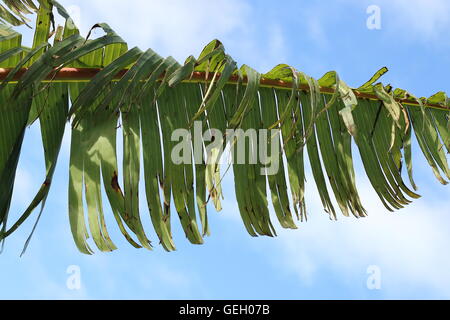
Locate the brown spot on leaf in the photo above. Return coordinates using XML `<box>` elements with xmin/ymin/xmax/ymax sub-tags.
<box><xmin>111</xmin><ymin>171</ymin><xmax>121</xmax><ymax>193</ymax></box>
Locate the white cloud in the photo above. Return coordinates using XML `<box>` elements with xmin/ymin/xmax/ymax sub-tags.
<box><xmin>345</xmin><ymin>0</ymin><xmax>450</xmax><ymax>42</ymax></box>
<box><xmin>384</xmin><ymin>0</ymin><xmax>450</xmax><ymax>39</ymax></box>
<box><xmin>57</xmin><ymin>0</ymin><xmax>251</xmax><ymax>62</ymax></box>
<box><xmin>264</xmin><ymin>173</ymin><xmax>450</xmax><ymax>298</ymax></box>
<box><xmin>54</xmin><ymin>0</ymin><xmax>294</xmax><ymax>72</ymax></box>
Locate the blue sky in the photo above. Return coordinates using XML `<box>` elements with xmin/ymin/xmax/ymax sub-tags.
<box><xmin>1</xmin><ymin>0</ymin><xmax>450</xmax><ymax>299</ymax></box>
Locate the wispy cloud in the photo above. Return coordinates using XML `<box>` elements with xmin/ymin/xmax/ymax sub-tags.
<box><xmin>384</xmin><ymin>0</ymin><xmax>450</xmax><ymax>40</ymax></box>
<box><xmin>57</xmin><ymin>0</ymin><xmax>293</xmax><ymax>72</ymax></box>
<box><xmin>265</xmin><ymin>171</ymin><xmax>450</xmax><ymax>298</ymax></box>
<box><xmin>58</xmin><ymin>0</ymin><xmax>251</xmax><ymax>62</ymax></box>
<box><xmin>345</xmin><ymin>0</ymin><xmax>450</xmax><ymax>42</ymax></box>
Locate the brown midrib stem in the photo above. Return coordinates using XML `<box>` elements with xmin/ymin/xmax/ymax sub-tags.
<box><xmin>0</xmin><ymin>67</ymin><xmax>447</xmax><ymax>111</ymax></box>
